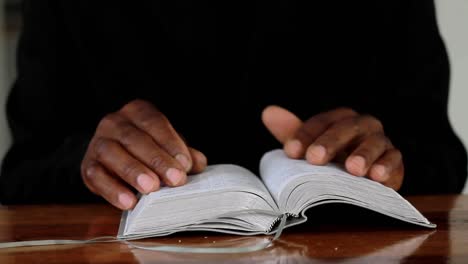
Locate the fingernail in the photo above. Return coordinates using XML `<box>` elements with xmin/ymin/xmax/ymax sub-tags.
<box><xmin>348</xmin><ymin>156</ymin><xmax>366</xmax><ymax>175</ymax></box>
<box><xmin>166</xmin><ymin>168</ymin><xmax>185</xmax><ymax>186</ymax></box>
<box><xmin>372</xmin><ymin>165</ymin><xmax>388</xmax><ymax>181</ymax></box>
<box><xmin>307</xmin><ymin>145</ymin><xmax>327</xmax><ymax>163</ymax></box>
<box><xmin>285</xmin><ymin>139</ymin><xmax>302</xmax><ymax>157</ymax></box>
<box><xmin>176</xmin><ymin>154</ymin><xmax>191</xmax><ymax>171</ymax></box>
<box><xmin>118</xmin><ymin>193</ymin><xmax>134</xmax><ymax>209</ymax></box>
<box><xmin>137</xmin><ymin>173</ymin><xmax>154</xmax><ymax>193</ymax></box>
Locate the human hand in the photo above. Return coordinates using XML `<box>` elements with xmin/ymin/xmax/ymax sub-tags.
<box><xmin>81</xmin><ymin>100</ymin><xmax>207</xmax><ymax>210</ymax></box>
<box><xmin>262</xmin><ymin>106</ymin><xmax>403</xmax><ymax>190</ymax></box>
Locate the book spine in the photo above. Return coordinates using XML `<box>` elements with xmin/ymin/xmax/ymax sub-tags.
<box><xmin>267</xmin><ymin>213</ymin><xmax>294</xmax><ymax>232</ymax></box>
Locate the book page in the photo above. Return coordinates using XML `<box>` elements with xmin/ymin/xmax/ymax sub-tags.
<box><xmin>127</xmin><ymin>164</ymin><xmax>278</xmax><ymax>227</ymax></box>
<box><xmin>260</xmin><ymin>149</ymin><xmax>434</xmax><ymax>228</ymax></box>
<box><xmin>259</xmin><ymin>149</ymin><xmax>393</xmax><ymax>206</ymax></box>
<box><xmin>147</xmin><ymin>164</ymin><xmax>273</xmax><ymax>201</ymax></box>
<box><xmin>260</xmin><ymin>149</ymin><xmax>335</xmax><ymax>203</ymax></box>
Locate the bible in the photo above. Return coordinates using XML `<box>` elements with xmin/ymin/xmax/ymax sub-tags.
<box><xmin>118</xmin><ymin>149</ymin><xmax>435</xmax><ymax>240</ymax></box>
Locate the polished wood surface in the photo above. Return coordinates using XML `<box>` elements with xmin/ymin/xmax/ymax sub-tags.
<box><xmin>0</xmin><ymin>195</ymin><xmax>467</xmax><ymax>263</ymax></box>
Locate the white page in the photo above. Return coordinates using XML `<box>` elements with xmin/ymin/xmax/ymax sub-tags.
<box><xmin>260</xmin><ymin>149</ymin><xmax>434</xmax><ymax>227</ymax></box>
<box><xmin>147</xmin><ymin>164</ymin><xmax>272</xmax><ymax>201</ymax></box>
<box><xmin>126</xmin><ymin>191</ymin><xmax>278</xmax><ymax>234</ymax></box>
<box><xmin>260</xmin><ymin>149</ymin><xmax>401</xmax><ymax>207</ymax></box>
<box><xmin>127</xmin><ymin>164</ymin><xmax>278</xmax><ymax>228</ymax></box>
<box><xmin>260</xmin><ymin>149</ymin><xmax>339</xmax><ymax>204</ymax></box>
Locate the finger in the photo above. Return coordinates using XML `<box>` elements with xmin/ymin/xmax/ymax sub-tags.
<box><xmin>261</xmin><ymin>105</ymin><xmax>303</xmax><ymax>144</ymax></box>
<box><xmin>101</xmin><ymin>118</ymin><xmax>189</xmax><ymax>187</ymax></box>
<box><xmin>120</xmin><ymin>100</ymin><xmax>193</xmax><ymax>171</ymax></box>
<box><xmin>382</xmin><ymin>163</ymin><xmax>404</xmax><ymax>190</ymax></box>
<box><xmin>288</xmin><ymin>108</ymin><xmax>358</xmax><ymax>158</ymax></box>
<box><xmin>92</xmin><ymin>138</ymin><xmax>161</xmax><ymax>193</ymax></box>
<box><xmin>81</xmin><ymin>158</ymin><xmax>98</xmax><ymax>194</ymax></box>
<box><xmin>345</xmin><ymin>133</ymin><xmax>390</xmax><ymax>176</ymax></box>
<box><xmin>368</xmin><ymin>148</ymin><xmax>403</xmax><ymax>184</ymax></box>
<box><xmin>306</xmin><ymin>115</ymin><xmax>383</xmax><ymax>165</ymax></box>
<box><xmin>82</xmin><ymin>162</ymin><xmax>137</xmax><ymax>210</ymax></box>
<box><xmin>189</xmin><ymin>148</ymin><xmax>208</xmax><ymax>174</ymax></box>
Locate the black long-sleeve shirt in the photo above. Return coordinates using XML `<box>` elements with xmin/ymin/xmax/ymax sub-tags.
<box><xmin>1</xmin><ymin>0</ymin><xmax>466</xmax><ymax>204</ymax></box>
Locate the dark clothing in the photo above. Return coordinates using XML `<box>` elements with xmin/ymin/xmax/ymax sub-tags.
<box><xmin>1</xmin><ymin>0</ymin><xmax>466</xmax><ymax>204</ymax></box>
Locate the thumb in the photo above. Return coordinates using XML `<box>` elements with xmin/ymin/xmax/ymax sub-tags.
<box><xmin>262</xmin><ymin>105</ymin><xmax>303</xmax><ymax>143</ymax></box>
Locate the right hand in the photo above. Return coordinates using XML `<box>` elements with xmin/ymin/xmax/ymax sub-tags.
<box><xmin>81</xmin><ymin>99</ymin><xmax>207</xmax><ymax>210</ymax></box>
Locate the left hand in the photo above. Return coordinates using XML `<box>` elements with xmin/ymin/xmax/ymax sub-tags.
<box><xmin>262</xmin><ymin>106</ymin><xmax>403</xmax><ymax>190</ymax></box>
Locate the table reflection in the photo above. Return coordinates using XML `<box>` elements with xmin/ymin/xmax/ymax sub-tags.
<box><xmin>122</xmin><ymin>231</ymin><xmax>432</xmax><ymax>264</ymax></box>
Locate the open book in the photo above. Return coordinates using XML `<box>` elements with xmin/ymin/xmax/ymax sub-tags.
<box><xmin>118</xmin><ymin>149</ymin><xmax>435</xmax><ymax>239</ymax></box>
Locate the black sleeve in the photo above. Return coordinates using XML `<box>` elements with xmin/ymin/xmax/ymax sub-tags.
<box><xmin>353</xmin><ymin>0</ymin><xmax>467</xmax><ymax>194</ymax></box>
<box><xmin>395</xmin><ymin>0</ymin><xmax>467</xmax><ymax>194</ymax></box>
<box><xmin>0</xmin><ymin>1</ymin><xmax>101</xmax><ymax>203</ymax></box>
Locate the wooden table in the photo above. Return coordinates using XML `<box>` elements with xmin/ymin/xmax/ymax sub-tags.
<box><xmin>0</xmin><ymin>195</ymin><xmax>467</xmax><ymax>263</ymax></box>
